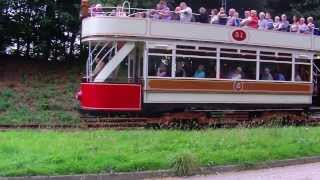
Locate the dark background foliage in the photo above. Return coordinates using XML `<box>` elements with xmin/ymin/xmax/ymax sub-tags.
<box><xmin>0</xmin><ymin>0</ymin><xmax>318</xmax><ymax>61</ymax></box>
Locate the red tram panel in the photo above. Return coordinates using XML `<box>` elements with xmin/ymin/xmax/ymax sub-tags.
<box><xmin>77</xmin><ymin>83</ymin><xmax>142</xmax><ymax>111</ymax></box>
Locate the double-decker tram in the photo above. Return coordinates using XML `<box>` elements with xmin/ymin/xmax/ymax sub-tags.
<box><xmin>77</xmin><ymin>1</ymin><xmax>320</xmax><ymax>128</ymax></box>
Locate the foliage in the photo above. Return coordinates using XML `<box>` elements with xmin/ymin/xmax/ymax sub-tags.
<box><xmin>0</xmin><ymin>128</ymin><xmax>320</xmax><ymax>176</ymax></box>
<box><xmin>171</xmin><ymin>152</ymin><xmax>199</xmax><ymax>176</ymax></box>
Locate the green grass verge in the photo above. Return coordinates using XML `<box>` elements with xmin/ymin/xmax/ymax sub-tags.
<box><xmin>1</xmin><ymin>128</ymin><xmax>320</xmax><ymax>176</ymax></box>
<box><xmin>0</xmin><ymin>66</ymin><xmax>81</xmax><ymax>126</ymax></box>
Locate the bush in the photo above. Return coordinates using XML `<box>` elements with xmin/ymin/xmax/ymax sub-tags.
<box><xmin>171</xmin><ymin>152</ymin><xmax>199</xmax><ymax>177</ymax></box>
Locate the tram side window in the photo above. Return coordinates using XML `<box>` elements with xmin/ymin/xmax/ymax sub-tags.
<box><xmin>220</xmin><ymin>60</ymin><xmax>256</xmax><ymax>80</ymax></box>
<box><xmin>260</xmin><ymin>63</ymin><xmax>292</xmax><ymax>81</ymax></box>
<box><xmin>148</xmin><ymin>55</ymin><xmax>172</xmax><ymax>77</ymax></box>
<box><xmin>295</xmin><ymin>64</ymin><xmax>311</xmax><ymax>82</ymax></box>
<box><xmin>176</xmin><ymin>57</ymin><xmax>216</xmax><ymax>78</ymax></box>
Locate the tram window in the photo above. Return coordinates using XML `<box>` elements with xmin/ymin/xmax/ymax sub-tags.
<box><xmin>176</xmin><ymin>50</ymin><xmax>216</xmax><ymax>57</ymax></box>
<box><xmin>220</xmin><ymin>60</ymin><xmax>256</xmax><ymax>80</ymax></box>
<box><xmin>176</xmin><ymin>57</ymin><xmax>216</xmax><ymax>78</ymax></box>
<box><xmin>260</xmin><ymin>53</ymin><xmax>292</xmax><ymax>62</ymax></box>
<box><xmin>148</xmin><ymin>48</ymin><xmax>172</xmax><ymax>54</ymax></box>
<box><xmin>295</xmin><ymin>64</ymin><xmax>311</xmax><ymax>82</ymax></box>
<box><xmin>176</xmin><ymin>45</ymin><xmax>195</xmax><ymax>50</ymax></box>
<box><xmin>148</xmin><ymin>55</ymin><xmax>172</xmax><ymax>77</ymax></box>
<box><xmin>260</xmin><ymin>62</ymin><xmax>292</xmax><ymax>81</ymax></box>
<box><xmin>295</xmin><ymin>58</ymin><xmax>311</xmax><ymax>64</ymax></box>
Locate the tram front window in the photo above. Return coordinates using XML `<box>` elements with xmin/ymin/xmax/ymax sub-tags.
<box><xmin>295</xmin><ymin>64</ymin><xmax>311</xmax><ymax>82</ymax></box>
<box><xmin>175</xmin><ymin>57</ymin><xmax>216</xmax><ymax>78</ymax></box>
<box><xmin>148</xmin><ymin>55</ymin><xmax>172</xmax><ymax>77</ymax></box>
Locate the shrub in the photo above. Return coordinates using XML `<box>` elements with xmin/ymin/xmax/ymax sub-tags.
<box><xmin>171</xmin><ymin>152</ymin><xmax>199</xmax><ymax>177</ymax></box>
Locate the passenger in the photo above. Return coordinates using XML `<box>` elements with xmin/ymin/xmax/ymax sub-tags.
<box><xmin>157</xmin><ymin>0</ymin><xmax>172</xmax><ymax>20</ymax></box>
<box><xmin>226</xmin><ymin>8</ymin><xmax>237</xmax><ymax>26</ymax></box>
<box><xmin>157</xmin><ymin>63</ymin><xmax>169</xmax><ymax>77</ymax></box>
<box><xmin>274</xmin><ymin>72</ymin><xmax>286</xmax><ymax>81</ymax></box>
<box><xmin>218</xmin><ymin>7</ymin><xmax>227</xmax><ymax>25</ymax></box>
<box><xmin>273</xmin><ymin>16</ymin><xmax>280</xmax><ymax>30</ymax></box>
<box><xmin>295</xmin><ymin>74</ymin><xmax>302</xmax><ymax>81</ymax></box>
<box><xmin>258</xmin><ymin>12</ymin><xmax>269</xmax><ymax>30</ymax></box>
<box><xmin>175</xmin><ymin>2</ymin><xmax>193</xmax><ymax>23</ymax></box>
<box><xmin>290</xmin><ymin>16</ymin><xmax>299</xmax><ymax>32</ymax></box>
<box><xmin>210</xmin><ymin>9</ymin><xmax>220</xmax><ymax>24</ymax></box>
<box><xmin>277</xmin><ymin>14</ymin><xmax>290</xmax><ymax>31</ymax></box>
<box><xmin>240</xmin><ymin>10</ymin><xmax>250</xmax><ymax>27</ymax></box>
<box><xmin>261</xmin><ymin>67</ymin><xmax>273</xmax><ymax>80</ymax></box>
<box><xmin>247</xmin><ymin>10</ymin><xmax>259</xmax><ymax>29</ymax></box>
<box><xmin>92</xmin><ymin>4</ymin><xmax>104</xmax><ymax>16</ymax></box>
<box><xmin>265</xmin><ymin>12</ymin><xmax>274</xmax><ymax>30</ymax></box>
<box><xmin>234</xmin><ymin>12</ymin><xmax>241</xmax><ymax>27</ymax></box>
<box><xmin>298</xmin><ymin>17</ymin><xmax>308</xmax><ymax>34</ymax></box>
<box><xmin>231</xmin><ymin>67</ymin><xmax>243</xmax><ymax>80</ymax></box>
<box><xmin>196</xmin><ymin>7</ymin><xmax>209</xmax><ymax>23</ymax></box>
<box><xmin>175</xmin><ymin>62</ymin><xmax>186</xmax><ymax>77</ymax></box>
<box><xmin>307</xmin><ymin>17</ymin><xmax>315</xmax><ymax>34</ymax></box>
<box><xmin>194</xmin><ymin>64</ymin><xmax>206</xmax><ymax>78</ymax></box>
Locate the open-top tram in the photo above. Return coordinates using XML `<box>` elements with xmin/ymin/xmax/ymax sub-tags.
<box><xmin>77</xmin><ymin>2</ymin><xmax>320</xmax><ymax>127</ymax></box>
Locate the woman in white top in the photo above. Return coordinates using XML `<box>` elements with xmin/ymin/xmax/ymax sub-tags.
<box><xmin>210</xmin><ymin>9</ymin><xmax>219</xmax><ymax>24</ymax></box>
<box><xmin>290</xmin><ymin>16</ymin><xmax>299</xmax><ymax>32</ymax></box>
<box><xmin>175</xmin><ymin>2</ymin><xmax>193</xmax><ymax>23</ymax></box>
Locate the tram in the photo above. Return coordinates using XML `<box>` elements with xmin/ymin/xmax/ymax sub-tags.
<box><xmin>77</xmin><ymin>1</ymin><xmax>320</xmax><ymax>127</ymax></box>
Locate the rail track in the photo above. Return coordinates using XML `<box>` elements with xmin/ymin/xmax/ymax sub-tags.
<box><xmin>1</xmin><ymin>110</ymin><xmax>320</xmax><ymax>130</ymax></box>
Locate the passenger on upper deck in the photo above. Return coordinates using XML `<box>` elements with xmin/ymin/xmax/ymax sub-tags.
<box><xmin>273</xmin><ymin>16</ymin><xmax>281</xmax><ymax>30</ymax></box>
<box><xmin>91</xmin><ymin>4</ymin><xmax>104</xmax><ymax>16</ymax></box>
<box><xmin>234</xmin><ymin>12</ymin><xmax>241</xmax><ymax>27</ymax></box>
<box><xmin>175</xmin><ymin>2</ymin><xmax>193</xmax><ymax>23</ymax></box>
<box><xmin>277</xmin><ymin>14</ymin><xmax>289</xmax><ymax>31</ymax></box>
<box><xmin>196</xmin><ymin>7</ymin><xmax>209</xmax><ymax>23</ymax></box>
<box><xmin>248</xmin><ymin>10</ymin><xmax>259</xmax><ymax>29</ymax></box>
<box><xmin>210</xmin><ymin>9</ymin><xmax>219</xmax><ymax>24</ymax></box>
<box><xmin>307</xmin><ymin>17</ymin><xmax>315</xmax><ymax>33</ymax></box>
<box><xmin>226</xmin><ymin>8</ymin><xmax>237</xmax><ymax>26</ymax></box>
<box><xmin>261</xmin><ymin>67</ymin><xmax>273</xmax><ymax>80</ymax></box>
<box><xmin>194</xmin><ymin>64</ymin><xmax>206</xmax><ymax>78</ymax></box>
<box><xmin>298</xmin><ymin>17</ymin><xmax>308</xmax><ymax>34</ymax></box>
<box><xmin>258</xmin><ymin>12</ymin><xmax>268</xmax><ymax>30</ymax></box>
<box><xmin>218</xmin><ymin>7</ymin><xmax>227</xmax><ymax>25</ymax></box>
<box><xmin>265</xmin><ymin>12</ymin><xmax>274</xmax><ymax>30</ymax></box>
<box><xmin>154</xmin><ymin>0</ymin><xmax>171</xmax><ymax>20</ymax></box>
<box><xmin>240</xmin><ymin>10</ymin><xmax>250</xmax><ymax>27</ymax></box>
<box><xmin>290</xmin><ymin>16</ymin><xmax>299</xmax><ymax>32</ymax></box>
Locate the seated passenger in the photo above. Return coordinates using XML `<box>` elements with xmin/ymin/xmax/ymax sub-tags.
<box><xmin>230</xmin><ymin>67</ymin><xmax>243</xmax><ymax>80</ymax></box>
<box><xmin>234</xmin><ymin>12</ymin><xmax>241</xmax><ymax>27</ymax></box>
<box><xmin>175</xmin><ymin>2</ymin><xmax>193</xmax><ymax>23</ymax></box>
<box><xmin>196</xmin><ymin>7</ymin><xmax>209</xmax><ymax>23</ymax></box>
<box><xmin>261</xmin><ymin>67</ymin><xmax>273</xmax><ymax>80</ymax></box>
<box><xmin>157</xmin><ymin>63</ymin><xmax>169</xmax><ymax>77</ymax></box>
<box><xmin>258</xmin><ymin>12</ymin><xmax>268</xmax><ymax>30</ymax></box>
<box><xmin>175</xmin><ymin>62</ymin><xmax>186</xmax><ymax>77</ymax></box>
<box><xmin>290</xmin><ymin>16</ymin><xmax>299</xmax><ymax>32</ymax></box>
<box><xmin>240</xmin><ymin>10</ymin><xmax>250</xmax><ymax>27</ymax></box>
<box><xmin>218</xmin><ymin>7</ymin><xmax>227</xmax><ymax>25</ymax></box>
<box><xmin>274</xmin><ymin>72</ymin><xmax>286</xmax><ymax>81</ymax></box>
<box><xmin>92</xmin><ymin>4</ymin><xmax>104</xmax><ymax>16</ymax></box>
<box><xmin>210</xmin><ymin>9</ymin><xmax>219</xmax><ymax>24</ymax></box>
<box><xmin>298</xmin><ymin>17</ymin><xmax>308</xmax><ymax>34</ymax></box>
<box><xmin>194</xmin><ymin>64</ymin><xmax>206</xmax><ymax>78</ymax></box>
<box><xmin>277</xmin><ymin>14</ymin><xmax>290</xmax><ymax>31</ymax></box>
<box><xmin>307</xmin><ymin>16</ymin><xmax>315</xmax><ymax>34</ymax></box>
<box><xmin>226</xmin><ymin>8</ymin><xmax>237</xmax><ymax>26</ymax></box>
<box><xmin>248</xmin><ymin>10</ymin><xmax>259</xmax><ymax>29</ymax></box>
<box><xmin>273</xmin><ymin>16</ymin><xmax>281</xmax><ymax>30</ymax></box>
<box><xmin>295</xmin><ymin>74</ymin><xmax>302</xmax><ymax>81</ymax></box>
<box><xmin>157</xmin><ymin>0</ymin><xmax>172</xmax><ymax>20</ymax></box>
<box><xmin>265</xmin><ymin>12</ymin><xmax>274</xmax><ymax>30</ymax></box>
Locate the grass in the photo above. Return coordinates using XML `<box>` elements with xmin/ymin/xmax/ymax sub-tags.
<box><xmin>1</xmin><ymin>127</ymin><xmax>320</xmax><ymax>176</ymax></box>
<box><xmin>0</xmin><ymin>64</ymin><xmax>81</xmax><ymax>126</ymax></box>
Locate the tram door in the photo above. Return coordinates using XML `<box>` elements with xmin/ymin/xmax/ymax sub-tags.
<box><xmin>128</xmin><ymin>44</ymin><xmax>143</xmax><ymax>83</ymax></box>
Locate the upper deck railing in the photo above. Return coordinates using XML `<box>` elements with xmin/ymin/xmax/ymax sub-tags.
<box><xmin>81</xmin><ymin>5</ymin><xmax>320</xmax><ymax>52</ymax></box>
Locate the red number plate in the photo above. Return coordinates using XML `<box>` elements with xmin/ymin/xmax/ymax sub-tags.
<box><xmin>232</xmin><ymin>29</ymin><xmax>247</xmax><ymax>41</ymax></box>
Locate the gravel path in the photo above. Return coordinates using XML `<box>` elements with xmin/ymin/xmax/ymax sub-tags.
<box><xmin>157</xmin><ymin>162</ymin><xmax>320</xmax><ymax>180</ymax></box>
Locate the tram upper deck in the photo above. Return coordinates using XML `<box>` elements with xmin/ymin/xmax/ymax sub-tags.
<box><xmin>81</xmin><ymin>7</ymin><xmax>320</xmax><ymax>52</ymax></box>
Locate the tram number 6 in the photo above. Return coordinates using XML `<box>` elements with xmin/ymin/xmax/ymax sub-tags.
<box><xmin>232</xmin><ymin>30</ymin><xmax>247</xmax><ymax>41</ymax></box>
